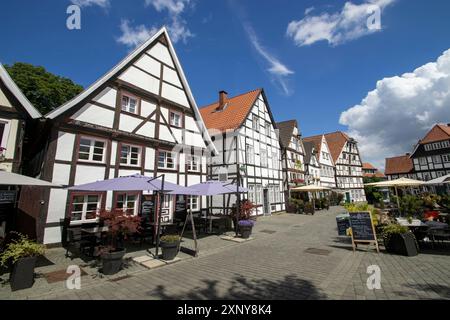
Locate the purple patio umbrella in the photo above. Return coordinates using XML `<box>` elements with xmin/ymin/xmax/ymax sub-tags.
<box><xmin>68</xmin><ymin>174</ymin><xmax>198</xmax><ymax>194</ymax></box>
<box><xmin>168</xmin><ymin>180</ymin><xmax>247</xmax><ymax>196</ymax></box>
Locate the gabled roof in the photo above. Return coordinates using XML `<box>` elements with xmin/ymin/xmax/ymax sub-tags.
<box><xmin>199</xmin><ymin>89</ymin><xmax>262</xmax><ymax>132</ymax></box>
<box><xmin>303</xmin><ymin>141</ymin><xmax>317</xmax><ymax>165</ymax></box>
<box><xmin>303</xmin><ymin>135</ymin><xmax>323</xmax><ymax>155</ymax></box>
<box><xmin>362</xmin><ymin>162</ymin><xmax>376</xmax><ymax>170</ymax></box>
<box><xmin>0</xmin><ymin>63</ymin><xmax>41</xmax><ymax>119</ymax></box>
<box><xmin>324</xmin><ymin>131</ymin><xmax>351</xmax><ymax>163</ymax></box>
<box><xmin>44</xmin><ymin>27</ymin><xmax>217</xmax><ymax>155</ymax></box>
<box><xmin>420</xmin><ymin>124</ymin><xmax>450</xmax><ymax>144</ymax></box>
<box><xmin>385</xmin><ymin>155</ymin><xmax>414</xmax><ymax>175</ymax></box>
<box><xmin>276</xmin><ymin>120</ymin><xmax>297</xmax><ymax>148</ymax></box>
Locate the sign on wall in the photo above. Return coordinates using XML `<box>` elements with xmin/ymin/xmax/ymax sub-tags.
<box><xmin>0</xmin><ymin>191</ymin><xmax>17</xmax><ymax>204</ymax></box>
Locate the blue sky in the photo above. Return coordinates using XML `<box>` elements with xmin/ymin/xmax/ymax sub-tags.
<box><xmin>1</xmin><ymin>0</ymin><xmax>450</xmax><ymax>169</ymax></box>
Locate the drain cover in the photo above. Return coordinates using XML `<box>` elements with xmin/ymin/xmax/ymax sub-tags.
<box><xmin>260</xmin><ymin>229</ymin><xmax>276</xmax><ymax>234</ymax></box>
<box><xmin>304</xmin><ymin>248</ymin><xmax>331</xmax><ymax>256</ymax></box>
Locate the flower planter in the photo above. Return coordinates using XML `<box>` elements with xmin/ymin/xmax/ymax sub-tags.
<box><xmin>160</xmin><ymin>241</ymin><xmax>179</xmax><ymax>261</ymax></box>
<box><xmin>10</xmin><ymin>256</ymin><xmax>37</xmax><ymax>291</ymax></box>
<box><xmin>101</xmin><ymin>248</ymin><xmax>126</xmax><ymax>275</ymax></box>
<box><xmin>384</xmin><ymin>232</ymin><xmax>419</xmax><ymax>256</ymax></box>
<box><xmin>239</xmin><ymin>226</ymin><xmax>253</xmax><ymax>239</ymax></box>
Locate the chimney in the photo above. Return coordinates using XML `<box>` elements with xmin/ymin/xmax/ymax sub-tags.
<box><xmin>217</xmin><ymin>90</ymin><xmax>228</xmax><ymax>111</ymax></box>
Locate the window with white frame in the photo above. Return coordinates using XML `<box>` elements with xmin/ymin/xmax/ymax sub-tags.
<box><xmin>255</xmin><ymin>185</ymin><xmax>262</xmax><ymax>205</ymax></box>
<box><xmin>70</xmin><ymin>194</ymin><xmax>101</xmax><ymax>222</ymax></box>
<box><xmin>443</xmin><ymin>140</ymin><xmax>450</xmax><ymax>148</ymax></box>
<box><xmin>261</xmin><ymin>150</ymin><xmax>268</xmax><ymax>167</ymax></box>
<box><xmin>158</xmin><ymin>150</ymin><xmax>176</xmax><ymax>169</ymax></box>
<box><xmin>433</xmin><ymin>155</ymin><xmax>442</xmax><ymax>164</ymax></box>
<box><xmin>265</xmin><ymin>122</ymin><xmax>270</xmax><ymax>136</ymax></box>
<box><xmin>247</xmin><ymin>184</ymin><xmax>256</xmax><ymax>204</ymax></box>
<box><xmin>246</xmin><ymin>144</ymin><xmax>255</xmax><ymax>164</ymax></box>
<box><xmin>187</xmin><ymin>155</ymin><xmax>200</xmax><ymax>172</ymax></box>
<box><xmin>443</xmin><ymin>155</ymin><xmax>450</xmax><ymax>163</ymax></box>
<box><xmin>252</xmin><ymin>116</ymin><xmax>259</xmax><ymax>131</ymax></box>
<box><xmin>0</xmin><ymin>121</ymin><xmax>7</xmax><ymax>149</ymax></box>
<box><xmin>169</xmin><ymin>111</ymin><xmax>182</xmax><ymax>128</ymax></box>
<box><xmin>78</xmin><ymin>137</ymin><xmax>105</xmax><ymax>162</ymax></box>
<box><xmin>274</xmin><ymin>185</ymin><xmax>280</xmax><ymax>203</ymax></box>
<box><xmin>162</xmin><ymin>194</ymin><xmax>172</xmax><ymax>209</ymax></box>
<box><xmin>116</xmin><ymin>193</ymin><xmax>138</xmax><ymax>215</ymax></box>
<box><xmin>121</xmin><ymin>94</ymin><xmax>137</xmax><ymax>114</ymax></box>
<box><xmin>187</xmin><ymin>196</ymin><xmax>199</xmax><ymax>211</ymax></box>
<box><xmin>272</xmin><ymin>152</ymin><xmax>278</xmax><ymax>170</ymax></box>
<box><xmin>419</xmin><ymin>157</ymin><xmax>427</xmax><ymax>165</ymax></box>
<box><xmin>425</xmin><ymin>144</ymin><xmax>431</xmax><ymax>151</ymax></box>
<box><xmin>120</xmin><ymin>144</ymin><xmax>141</xmax><ymax>166</ymax></box>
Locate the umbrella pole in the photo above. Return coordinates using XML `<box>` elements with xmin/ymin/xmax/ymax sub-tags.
<box><xmin>155</xmin><ymin>174</ymin><xmax>165</xmax><ymax>259</ymax></box>
<box><xmin>395</xmin><ymin>186</ymin><xmax>400</xmax><ymax>215</ymax></box>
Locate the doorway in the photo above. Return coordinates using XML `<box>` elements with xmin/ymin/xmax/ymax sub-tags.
<box><xmin>263</xmin><ymin>189</ymin><xmax>271</xmax><ymax>216</ymax></box>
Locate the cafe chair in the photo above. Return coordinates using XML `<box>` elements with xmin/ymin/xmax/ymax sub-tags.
<box><xmin>65</xmin><ymin>228</ymin><xmax>98</xmax><ymax>258</ymax></box>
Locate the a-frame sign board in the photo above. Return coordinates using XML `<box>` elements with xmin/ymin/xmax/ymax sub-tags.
<box><xmin>178</xmin><ymin>209</ymin><xmax>198</xmax><ymax>257</ymax></box>
<box><xmin>349</xmin><ymin>211</ymin><xmax>380</xmax><ymax>253</ymax></box>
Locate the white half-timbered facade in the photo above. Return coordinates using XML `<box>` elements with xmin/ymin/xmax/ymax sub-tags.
<box><xmin>200</xmin><ymin>89</ymin><xmax>285</xmax><ymax>216</ymax></box>
<box><xmin>277</xmin><ymin>120</ymin><xmax>306</xmax><ymax>202</ymax></box>
<box><xmin>303</xmin><ymin>135</ymin><xmax>336</xmax><ymax>188</ymax></box>
<box><xmin>19</xmin><ymin>28</ymin><xmax>217</xmax><ymax>244</ymax></box>
<box><xmin>325</xmin><ymin>132</ymin><xmax>365</xmax><ymax>203</ymax></box>
<box><xmin>410</xmin><ymin>124</ymin><xmax>450</xmax><ymax>181</ymax></box>
<box><xmin>303</xmin><ymin>141</ymin><xmax>321</xmax><ymax>186</ymax></box>
<box><xmin>0</xmin><ymin>63</ymin><xmax>41</xmax><ymax>173</ymax></box>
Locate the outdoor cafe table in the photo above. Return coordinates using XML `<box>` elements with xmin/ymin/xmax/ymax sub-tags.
<box><xmin>81</xmin><ymin>226</ymin><xmax>109</xmax><ymax>234</ymax></box>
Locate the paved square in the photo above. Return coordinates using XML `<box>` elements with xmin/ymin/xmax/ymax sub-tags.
<box><xmin>1</xmin><ymin>207</ymin><xmax>449</xmax><ymax>300</ymax></box>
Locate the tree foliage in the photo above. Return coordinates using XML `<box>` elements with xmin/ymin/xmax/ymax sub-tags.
<box><xmin>4</xmin><ymin>62</ymin><xmax>83</xmax><ymax>115</ymax></box>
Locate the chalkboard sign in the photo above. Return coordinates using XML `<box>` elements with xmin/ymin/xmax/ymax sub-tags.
<box><xmin>141</xmin><ymin>200</ymin><xmax>154</xmax><ymax>224</ymax></box>
<box><xmin>0</xmin><ymin>191</ymin><xmax>17</xmax><ymax>204</ymax></box>
<box><xmin>349</xmin><ymin>211</ymin><xmax>379</xmax><ymax>253</ymax></box>
<box><xmin>337</xmin><ymin>217</ymin><xmax>350</xmax><ymax>236</ymax></box>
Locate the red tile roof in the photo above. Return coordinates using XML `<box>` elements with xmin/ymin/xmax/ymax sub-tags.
<box><xmin>362</xmin><ymin>162</ymin><xmax>376</xmax><ymax>170</ymax></box>
<box><xmin>363</xmin><ymin>172</ymin><xmax>386</xmax><ymax>178</ymax></box>
<box><xmin>199</xmin><ymin>89</ymin><xmax>262</xmax><ymax>132</ymax></box>
<box><xmin>324</xmin><ymin>131</ymin><xmax>350</xmax><ymax>163</ymax></box>
<box><xmin>385</xmin><ymin>155</ymin><xmax>414</xmax><ymax>175</ymax></box>
<box><xmin>420</xmin><ymin>124</ymin><xmax>450</xmax><ymax>144</ymax></box>
<box><xmin>303</xmin><ymin>135</ymin><xmax>323</xmax><ymax>155</ymax></box>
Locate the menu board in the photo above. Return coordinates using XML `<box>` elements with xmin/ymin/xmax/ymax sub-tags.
<box><xmin>337</xmin><ymin>218</ymin><xmax>350</xmax><ymax>236</ymax></box>
<box><xmin>349</xmin><ymin>212</ymin><xmax>376</xmax><ymax>241</ymax></box>
<box><xmin>141</xmin><ymin>199</ymin><xmax>154</xmax><ymax>224</ymax></box>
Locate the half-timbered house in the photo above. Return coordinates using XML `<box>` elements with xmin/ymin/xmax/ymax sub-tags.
<box><xmin>303</xmin><ymin>141</ymin><xmax>321</xmax><ymax>186</ymax></box>
<box><xmin>385</xmin><ymin>154</ymin><xmax>416</xmax><ymax>180</ymax></box>
<box><xmin>277</xmin><ymin>120</ymin><xmax>306</xmax><ymax>203</ymax></box>
<box><xmin>200</xmin><ymin>89</ymin><xmax>285</xmax><ymax>216</ymax></box>
<box><xmin>19</xmin><ymin>28</ymin><xmax>217</xmax><ymax>244</ymax></box>
<box><xmin>410</xmin><ymin>124</ymin><xmax>450</xmax><ymax>181</ymax></box>
<box><xmin>303</xmin><ymin>134</ymin><xmax>336</xmax><ymax>188</ymax></box>
<box><xmin>324</xmin><ymin>132</ymin><xmax>366</xmax><ymax>203</ymax></box>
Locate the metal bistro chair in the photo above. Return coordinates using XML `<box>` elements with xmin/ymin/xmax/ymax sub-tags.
<box><xmin>65</xmin><ymin>227</ymin><xmax>99</xmax><ymax>258</ymax></box>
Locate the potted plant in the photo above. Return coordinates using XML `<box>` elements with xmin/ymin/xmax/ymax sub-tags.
<box><xmin>0</xmin><ymin>233</ymin><xmax>45</xmax><ymax>291</ymax></box>
<box><xmin>304</xmin><ymin>202</ymin><xmax>314</xmax><ymax>215</ymax></box>
<box><xmin>98</xmin><ymin>209</ymin><xmax>141</xmax><ymax>275</ymax></box>
<box><xmin>233</xmin><ymin>199</ymin><xmax>257</xmax><ymax>238</ymax></box>
<box><xmin>381</xmin><ymin>223</ymin><xmax>419</xmax><ymax>256</ymax></box>
<box><xmin>238</xmin><ymin>220</ymin><xmax>255</xmax><ymax>239</ymax></box>
<box><xmin>159</xmin><ymin>234</ymin><xmax>180</xmax><ymax>261</ymax></box>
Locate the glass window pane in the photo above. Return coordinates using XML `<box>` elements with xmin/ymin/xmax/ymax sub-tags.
<box><xmin>71</xmin><ymin>212</ymin><xmax>82</xmax><ymax>221</ymax></box>
<box><xmin>87</xmin><ymin>195</ymin><xmax>99</xmax><ymax>203</ymax></box>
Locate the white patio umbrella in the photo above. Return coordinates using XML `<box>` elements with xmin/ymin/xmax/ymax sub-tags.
<box><xmin>424</xmin><ymin>174</ymin><xmax>450</xmax><ymax>185</ymax></box>
<box><xmin>365</xmin><ymin>177</ymin><xmax>425</xmax><ymax>209</ymax></box>
<box><xmin>0</xmin><ymin>170</ymin><xmax>61</xmax><ymax>187</ymax></box>
<box><xmin>290</xmin><ymin>185</ymin><xmax>331</xmax><ymax>192</ymax></box>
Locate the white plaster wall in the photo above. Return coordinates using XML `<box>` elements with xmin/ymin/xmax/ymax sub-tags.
<box><xmin>163</xmin><ymin>66</ymin><xmax>182</xmax><ymax>88</ymax></box>
<box><xmin>93</xmin><ymin>87</ymin><xmax>117</xmax><ymax>107</ymax></box>
<box><xmin>147</xmin><ymin>42</ymin><xmax>175</xmax><ymax>68</ymax></box>
<box><xmin>141</xmin><ymin>100</ymin><xmax>157</xmax><ymax>118</ymax></box>
<box><xmin>55</xmin><ymin>132</ymin><xmax>75</xmax><ymax>162</ymax></box>
<box><xmin>71</xmin><ymin>104</ymin><xmax>115</xmax><ymax>128</ymax></box>
<box><xmin>136</xmin><ymin>122</ymin><xmax>155</xmax><ymax>138</ymax></box>
<box><xmin>161</xmin><ymin>83</ymin><xmax>189</xmax><ymax>107</ymax></box>
<box><xmin>118</xmin><ymin>66</ymin><xmax>159</xmax><ymax>96</ymax></box>
<box><xmin>185</xmin><ymin>116</ymin><xmax>200</xmax><ymax>133</ymax></box>
<box><xmin>134</xmin><ymin>54</ymin><xmax>161</xmax><ymax>78</ymax></box>
<box><xmin>119</xmin><ymin>113</ymin><xmax>142</xmax><ymax>133</ymax></box>
<box><xmin>46</xmin><ymin>189</ymin><xmax>68</xmax><ymax>224</ymax></box>
<box><xmin>145</xmin><ymin>147</ymin><xmax>155</xmax><ymax>171</ymax></box>
<box><xmin>52</xmin><ymin>163</ymin><xmax>71</xmax><ymax>185</ymax></box>
<box><xmin>43</xmin><ymin>227</ymin><xmax>62</xmax><ymax>245</ymax></box>
<box><xmin>185</xmin><ymin>131</ymin><xmax>206</xmax><ymax>148</ymax></box>
<box><xmin>74</xmin><ymin>165</ymin><xmax>105</xmax><ymax>185</ymax></box>
<box><xmin>0</xmin><ymin>87</ymin><xmax>13</xmax><ymax>107</ymax></box>
<box><xmin>159</xmin><ymin>125</ymin><xmax>175</xmax><ymax>143</ymax></box>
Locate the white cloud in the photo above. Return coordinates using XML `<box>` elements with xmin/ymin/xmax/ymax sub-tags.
<box><xmin>116</xmin><ymin>20</ymin><xmax>158</xmax><ymax>48</ymax></box>
<box><xmin>71</xmin><ymin>0</ymin><xmax>110</xmax><ymax>8</ymax></box>
<box><xmin>304</xmin><ymin>6</ymin><xmax>315</xmax><ymax>15</ymax></box>
<box><xmin>145</xmin><ymin>0</ymin><xmax>190</xmax><ymax>15</ymax></box>
<box><xmin>287</xmin><ymin>0</ymin><xmax>396</xmax><ymax>47</ymax></box>
<box><xmin>244</xmin><ymin>24</ymin><xmax>294</xmax><ymax>96</ymax></box>
<box><xmin>144</xmin><ymin>0</ymin><xmax>194</xmax><ymax>43</ymax></box>
<box><xmin>340</xmin><ymin>49</ymin><xmax>450</xmax><ymax>170</ymax></box>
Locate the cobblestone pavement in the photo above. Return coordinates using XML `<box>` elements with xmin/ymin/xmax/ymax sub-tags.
<box><xmin>1</xmin><ymin>207</ymin><xmax>450</xmax><ymax>300</ymax></box>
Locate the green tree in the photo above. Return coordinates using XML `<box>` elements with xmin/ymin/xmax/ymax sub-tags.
<box><xmin>5</xmin><ymin>62</ymin><xmax>83</xmax><ymax>115</ymax></box>
<box><xmin>363</xmin><ymin>176</ymin><xmax>384</xmax><ymax>205</ymax></box>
